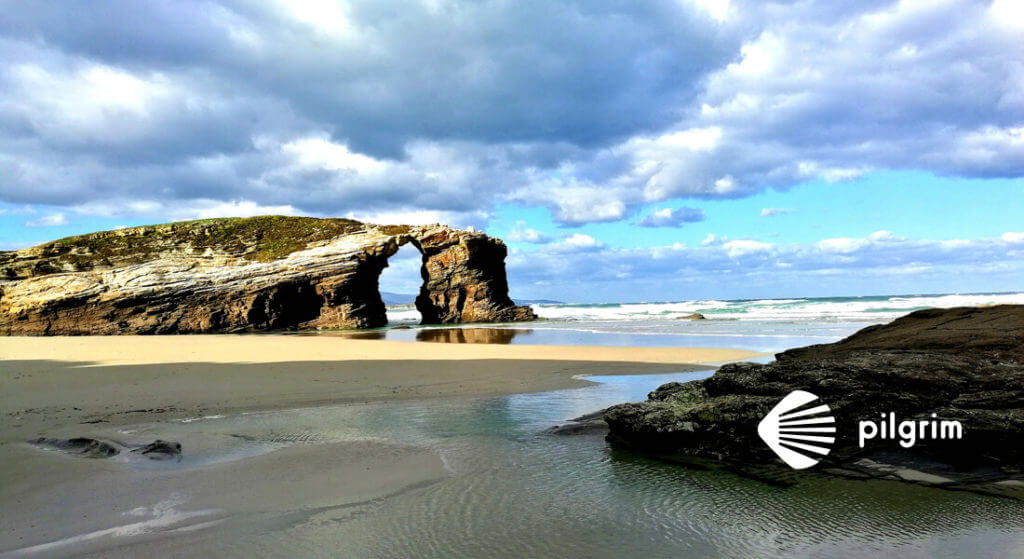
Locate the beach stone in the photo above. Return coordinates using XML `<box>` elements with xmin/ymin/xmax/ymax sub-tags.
<box><xmin>131</xmin><ymin>439</ymin><xmax>183</xmax><ymax>460</ymax></box>
<box><xmin>546</xmin><ymin>409</ymin><xmax>609</xmax><ymax>436</ymax></box>
<box><xmin>0</xmin><ymin>216</ymin><xmax>535</xmax><ymax>334</ymax></box>
<box><xmin>604</xmin><ymin>305</ymin><xmax>1024</xmax><ymax>491</ymax></box>
<box><xmin>29</xmin><ymin>437</ymin><xmax>119</xmax><ymax>458</ymax></box>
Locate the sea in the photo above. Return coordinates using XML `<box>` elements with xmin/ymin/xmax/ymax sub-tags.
<box><xmin>272</xmin><ymin>291</ymin><xmax>1024</xmax><ymax>556</ymax></box>
<box><xmin>382</xmin><ymin>291</ymin><xmax>1024</xmax><ymax>354</ymax></box>
<box><xmin>12</xmin><ymin>292</ymin><xmax>1024</xmax><ymax>557</ymax></box>
<box><xmin>70</xmin><ymin>370</ymin><xmax>1024</xmax><ymax>558</ymax></box>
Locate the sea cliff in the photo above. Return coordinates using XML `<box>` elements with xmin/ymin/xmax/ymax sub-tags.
<box><xmin>0</xmin><ymin>216</ymin><xmax>535</xmax><ymax>334</ymax></box>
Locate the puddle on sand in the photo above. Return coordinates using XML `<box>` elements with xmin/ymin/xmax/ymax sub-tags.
<box><xmin>21</xmin><ymin>371</ymin><xmax>1024</xmax><ymax>558</ymax></box>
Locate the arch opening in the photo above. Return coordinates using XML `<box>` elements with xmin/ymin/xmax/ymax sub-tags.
<box><xmin>377</xmin><ymin>241</ymin><xmax>426</xmax><ymax>325</ymax></box>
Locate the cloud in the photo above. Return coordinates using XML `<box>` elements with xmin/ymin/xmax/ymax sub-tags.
<box><xmin>507</xmin><ymin>230</ymin><xmax>1024</xmax><ymax>300</ymax></box>
<box><xmin>701</xmin><ymin>233</ymin><xmax>726</xmax><ymax>246</ymax></box>
<box><xmin>25</xmin><ymin>212</ymin><xmax>68</xmax><ymax>227</ymax></box>
<box><xmin>506</xmin><ymin>221</ymin><xmax>551</xmax><ymax>244</ymax></box>
<box><xmin>760</xmin><ymin>207</ymin><xmax>795</xmax><ymax>217</ymax></box>
<box><xmin>550</xmin><ymin>233</ymin><xmax>605</xmax><ymax>252</ymax></box>
<box><xmin>636</xmin><ymin>207</ymin><xmax>706</xmax><ymax>227</ymax></box>
<box><xmin>0</xmin><ymin>0</ymin><xmax>1020</xmax><ymax>225</ymax></box>
<box><xmin>0</xmin><ymin>205</ymin><xmax>36</xmax><ymax>215</ymax></box>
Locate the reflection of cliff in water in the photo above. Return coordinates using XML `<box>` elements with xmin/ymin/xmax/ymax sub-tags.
<box><xmin>416</xmin><ymin>328</ymin><xmax>531</xmax><ymax>344</ymax></box>
<box><xmin>332</xmin><ymin>331</ymin><xmax>387</xmax><ymax>340</ymax></box>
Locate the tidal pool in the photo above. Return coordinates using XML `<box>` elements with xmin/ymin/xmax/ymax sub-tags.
<box><xmin>80</xmin><ymin>371</ymin><xmax>1024</xmax><ymax>558</ymax></box>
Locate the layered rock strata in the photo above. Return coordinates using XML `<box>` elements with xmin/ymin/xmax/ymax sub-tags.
<box><xmin>0</xmin><ymin>216</ymin><xmax>535</xmax><ymax>334</ymax></box>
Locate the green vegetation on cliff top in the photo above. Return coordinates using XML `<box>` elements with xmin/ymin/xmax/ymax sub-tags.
<box><xmin>2</xmin><ymin>216</ymin><xmax>414</xmax><ymax>279</ymax></box>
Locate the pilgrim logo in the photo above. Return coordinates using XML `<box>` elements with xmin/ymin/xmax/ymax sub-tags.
<box><xmin>757</xmin><ymin>390</ymin><xmax>836</xmax><ymax>470</ymax></box>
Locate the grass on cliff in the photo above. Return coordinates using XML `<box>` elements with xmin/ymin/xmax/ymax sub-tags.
<box><xmin>2</xmin><ymin>216</ymin><xmax>414</xmax><ymax>278</ymax></box>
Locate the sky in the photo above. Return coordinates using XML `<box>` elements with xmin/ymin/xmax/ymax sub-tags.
<box><xmin>0</xmin><ymin>0</ymin><xmax>1022</xmax><ymax>302</ymax></box>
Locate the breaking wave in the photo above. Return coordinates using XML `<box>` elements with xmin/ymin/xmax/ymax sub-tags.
<box><xmin>528</xmin><ymin>292</ymin><xmax>1024</xmax><ymax>323</ymax></box>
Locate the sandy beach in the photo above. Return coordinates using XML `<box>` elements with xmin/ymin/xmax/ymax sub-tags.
<box><xmin>0</xmin><ymin>335</ymin><xmax>758</xmax><ymax>557</ymax></box>
<box><xmin>0</xmin><ymin>335</ymin><xmax>757</xmax><ymax>429</ymax></box>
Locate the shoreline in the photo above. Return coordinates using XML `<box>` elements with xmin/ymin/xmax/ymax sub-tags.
<box><xmin>0</xmin><ymin>335</ymin><xmax>761</xmax><ymax>438</ymax></box>
<box><xmin>0</xmin><ymin>336</ymin><xmax>760</xmax><ymax>555</ymax></box>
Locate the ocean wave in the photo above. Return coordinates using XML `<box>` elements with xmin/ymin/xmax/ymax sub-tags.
<box><xmin>527</xmin><ymin>292</ymin><xmax>1024</xmax><ymax>323</ymax></box>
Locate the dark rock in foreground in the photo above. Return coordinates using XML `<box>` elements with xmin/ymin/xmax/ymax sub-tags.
<box><xmin>604</xmin><ymin>305</ymin><xmax>1024</xmax><ymax>494</ymax></box>
<box><xmin>29</xmin><ymin>437</ymin><xmax>120</xmax><ymax>458</ymax></box>
<box><xmin>29</xmin><ymin>437</ymin><xmax>183</xmax><ymax>461</ymax></box>
<box><xmin>131</xmin><ymin>439</ymin><xmax>183</xmax><ymax>460</ymax></box>
<box><xmin>546</xmin><ymin>409</ymin><xmax>609</xmax><ymax>436</ymax></box>
<box><xmin>0</xmin><ymin>216</ymin><xmax>534</xmax><ymax>334</ymax></box>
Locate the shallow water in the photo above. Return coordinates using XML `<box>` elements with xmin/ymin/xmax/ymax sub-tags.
<box><xmin>93</xmin><ymin>372</ymin><xmax>1024</xmax><ymax>557</ymax></box>
<box><xmin>315</xmin><ymin>320</ymin><xmax>860</xmax><ymax>353</ymax></box>
<box><xmin>374</xmin><ymin>292</ymin><xmax>1024</xmax><ymax>354</ymax></box>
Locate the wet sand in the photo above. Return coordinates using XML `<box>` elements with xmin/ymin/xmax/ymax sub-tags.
<box><xmin>0</xmin><ymin>335</ymin><xmax>758</xmax><ymax>432</ymax></box>
<box><xmin>0</xmin><ymin>335</ymin><xmax>758</xmax><ymax>557</ymax></box>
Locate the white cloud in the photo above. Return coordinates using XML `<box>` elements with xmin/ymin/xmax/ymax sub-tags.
<box><xmin>272</xmin><ymin>0</ymin><xmax>356</xmax><ymax>39</ymax></box>
<box><xmin>341</xmin><ymin>209</ymin><xmax>488</xmax><ymax>229</ymax></box>
<box><xmin>277</xmin><ymin>136</ymin><xmax>386</xmax><ymax>174</ymax></box>
<box><xmin>0</xmin><ymin>0</ymin><xmax>1020</xmax><ymax>226</ymax></box>
<box><xmin>192</xmin><ymin>201</ymin><xmax>298</xmax><ymax>219</ymax></box>
<box><xmin>760</xmin><ymin>207</ymin><xmax>795</xmax><ymax>217</ymax></box>
<box><xmin>1002</xmin><ymin>232</ymin><xmax>1024</xmax><ymax>244</ymax></box>
<box><xmin>989</xmin><ymin>0</ymin><xmax>1024</xmax><ymax>29</ymax></box>
<box><xmin>817</xmin><ymin>237</ymin><xmax>869</xmax><ymax>254</ymax></box>
<box><xmin>722</xmin><ymin>239</ymin><xmax>773</xmax><ymax>258</ymax></box>
<box><xmin>0</xmin><ymin>205</ymin><xmax>36</xmax><ymax>216</ymax></box>
<box><xmin>507</xmin><ymin>231</ymin><xmax>1024</xmax><ymax>300</ymax></box>
<box><xmin>550</xmin><ymin>233</ymin><xmax>605</xmax><ymax>252</ymax></box>
<box><xmin>636</xmin><ymin>207</ymin><xmax>706</xmax><ymax>227</ymax></box>
<box><xmin>25</xmin><ymin>212</ymin><xmax>68</xmax><ymax>227</ymax></box>
<box><xmin>701</xmin><ymin>233</ymin><xmax>726</xmax><ymax>246</ymax></box>
<box><xmin>686</xmin><ymin>0</ymin><xmax>730</xmax><ymax>22</ymax></box>
<box><xmin>511</xmin><ymin>183</ymin><xmax>628</xmax><ymax>224</ymax></box>
<box><xmin>70</xmin><ymin>199</ymin><xmax>297</xmax><ymax>222</ymax></box>
<box><xmin>506</xmin><ymin>221</ymin><xmax>551</xmax><ymax>244</ymax></box>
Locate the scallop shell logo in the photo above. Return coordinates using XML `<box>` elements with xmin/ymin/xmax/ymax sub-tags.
<box><xmin>757</xmin><ymin>390</ymin><xmax>836</xmax><ymax>470</ymax></box>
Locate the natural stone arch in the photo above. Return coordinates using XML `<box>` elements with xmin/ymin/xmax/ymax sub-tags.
<box><xmin>0</xmin><ymin>218</ymin><xmax>535</xmax><ymax>334</ymax></box>
<box><xmin>399</xmin><ymin>227</ymin><xmax>534</xmax><ymax>325</ymax></box>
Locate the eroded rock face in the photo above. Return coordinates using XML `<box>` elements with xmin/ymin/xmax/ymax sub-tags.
<box><xmin>414</xmin><ymin>228</ymin><xmax>536</xmax><ymax>324</ymax></box>
<box><xmin>604</xmin><ymin>305</ymin><xmax>1024</xmax><ymax>493</ymax></box>
<box><xmin>0</xmin><ymin>216</ymin><xmax>534</xmax><ymax>334</ymax></box>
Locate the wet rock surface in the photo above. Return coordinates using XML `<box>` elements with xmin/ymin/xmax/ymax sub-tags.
<box><xmin>604</xmin><ymin>305</ymin><xmax>1024</xmax><ymax>495</ymax></box>
<box><xmin>0</xmin><ymin>216</ymin><xmax>534</xmax><ymax>334</ymax></box>
<box><xmin>29</xmin><ymin>437</ymin><xmax>120</xmax><ymax>458</ymax></box>
<box><xmin>28</xmin><ymin>437</ymin><xmax>183</xmax><ymax>461</ymax></box>
<box><xmin>131</xmin><ymin>439</ymin><xmax>183</xmax><ymax>460</ymax></box>
<box><xmin>546</xmin><ymin>409</ymin><xmax>609</xmax><ymax>436</ymax></box>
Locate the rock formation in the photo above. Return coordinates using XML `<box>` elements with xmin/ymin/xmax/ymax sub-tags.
<box><xmin>0</xmin><ymin>216</ymin><xmax>535</xmax><ymax>334</ymax></box>
<box><xmin>605</xmin><ymin>305</ymin><xmax>1024</xmax><ymax>493</ymax></box>
<box><xmin>29</xmin><ymin>437</ymin><xmax>183</xmax><ymax>460</ymax></box>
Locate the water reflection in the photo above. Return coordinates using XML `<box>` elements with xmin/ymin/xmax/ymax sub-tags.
<box><xmin>108</xmin><ymin>373</ymin><xmax>1024</xmax><ymax>557</ymax></box>
<box><xmin>329</xmin><ymin>330</ymin><xmax>387</xmax><ymax>340</ymax></box>
<box><xmin>415</xmin><ymin>327</ymin><xmax>529</xmax><ymax>344</ymax></box>
<box><xmin>299</xmin><ymin>322</ymin><xmax>846</xmax><ymax>354</ymax></box>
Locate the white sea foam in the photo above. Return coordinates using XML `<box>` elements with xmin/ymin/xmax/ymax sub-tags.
<box><xmin>5</xmin><ymin>495</ymin><xmax>223</xmax><ymax>556</ymax></box>
<box><xmin>527</xmin><ymin>292</ymin><xmax>1024</xmax><ymax>323</ymax></box>
<box><xmin>177</xmin><ymin>414</ymin><xmax>226</xmax><ymax>423</ymax></box>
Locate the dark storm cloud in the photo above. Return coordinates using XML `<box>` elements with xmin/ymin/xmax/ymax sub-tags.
<box><xmin>0</xmin><ymin>0</ymin><xmax>737</xmax><ymax>151</ymax></box>
<box><xmin>0</xmin><ymin>0</ymin><xmax>1020</xmax><ymax>224</ymax></box>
